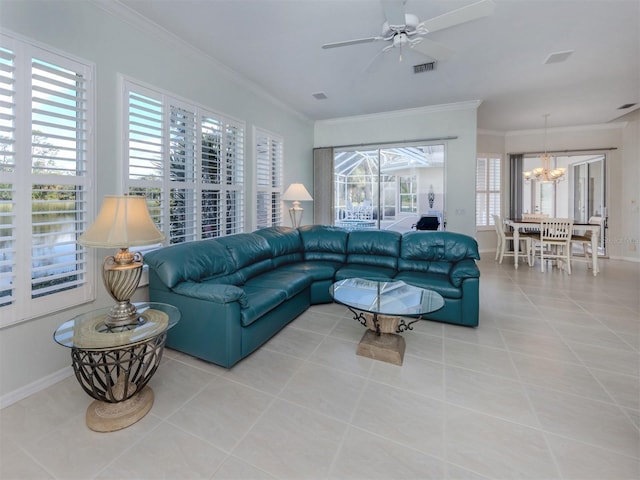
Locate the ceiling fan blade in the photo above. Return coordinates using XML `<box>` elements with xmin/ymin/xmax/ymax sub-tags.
<box><xmin>420</xmin><ymin>0</ymin><xmax>495</xmax><ymax>34</ymax></box>
<box><xmin>411</xmin><ymin>38</ymin><xmax>454</xmax><ymax>61</ymax></box>
<box><xmin>381</xmin><ymin>0</ymin><xmax>406</xmax><ymax>28</ymax></box>
<box><xmin>322</xmin><ymin>36</ymin><xmax>383</xmax><ymax>49</ymax></box>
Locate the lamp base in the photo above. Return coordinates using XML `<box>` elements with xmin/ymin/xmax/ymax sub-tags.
<box><xmin>289</xmin><ymin>204</ymin><xmax>304</xmax><ymax>228</ymax></box>
<box><xmin>106</xmin><ymin>301</ymin><xmax>141</xmax><ymax>327</ymax></box>
<box><xmin>102</xmin><ymin>249</ymin><xmax>145</xmax><ymax>328</ymax></box>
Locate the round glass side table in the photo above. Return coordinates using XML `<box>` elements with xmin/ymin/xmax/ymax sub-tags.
<box><xmin>54</xmin><ymin>302</ymin><xmax>180</xmax><ymax>432</ymax></box>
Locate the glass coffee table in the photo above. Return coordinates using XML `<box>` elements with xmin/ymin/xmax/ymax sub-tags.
<box><xmin>330</xmin><ymin>278</ymin><xmax>444</xmax><ymax>365</ymax></box>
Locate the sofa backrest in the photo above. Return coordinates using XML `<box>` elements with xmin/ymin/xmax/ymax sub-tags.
<box><xmin>144</xmin><ymin>239</ymin><xmax>235</xmax><ymax>289</ymax></box>
<box><xmin>346</xmin><ymin>230</ymin><xmax>401</xmax><ymax>270</ymax></box>
<box><xmin>253</xmin><ymin>227</ymin><xmax>303</xmax><ymax>267</ymax></box>
<box><xmin>216</xmin><ymin>233</ymin><xmax>273</xmax><ymax>283</ymax></box>
<box><xmin>298</xmin><ymin>225</ymin><xmax>348</xmax><ymax>263</ymax></box>
<box><xmin>398</xmin><ymin>231</ymin><xmax>480</xmax><ymax>274</ymax></box>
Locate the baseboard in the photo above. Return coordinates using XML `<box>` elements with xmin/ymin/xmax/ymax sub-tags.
<box><xmin>0</xmin><ymin>366</ymin><xmax>73</xmax><ymax>409</ymax></box>
<box><xmin>609</xmin><ymin>255</ymin><xmax>640</xmax><ymax>263</ymax></box>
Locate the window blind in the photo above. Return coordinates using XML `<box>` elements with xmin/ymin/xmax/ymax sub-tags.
<box><xmin>124</xmin><ymin>79</ymin><xmax>245</xmax><ymax>244</ymax></box>
<box><xmin>255</xmin><ymin>128</ymin><xmax>283</xmax><ymax>229</ymax></box>
<box><xmin>0</xmin><ymin>33</ymin><xmax>95</xmax><ymax>326</ymax></box>
<box><xmin>476</xmin><ymin>156</ymin><xmax>501</xmax><ymax>227</ymax></box>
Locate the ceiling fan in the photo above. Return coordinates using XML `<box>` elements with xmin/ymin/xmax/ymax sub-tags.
<box><xmin>322</xmin><ymin>0</ymin><xmax>496</xmax><ymax>61</ymax></box>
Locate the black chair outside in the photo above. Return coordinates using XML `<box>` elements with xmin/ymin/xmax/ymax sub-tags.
<box><xmin>412</xmin><ymin>215</ymin><xmax>440</xmax><ymax>231</ymax></box>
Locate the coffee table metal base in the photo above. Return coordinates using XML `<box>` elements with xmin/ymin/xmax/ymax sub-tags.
<box><xmin>357</xmin><ymin>329</ymin><xmax>406</xmax><ymax>365</ymax></box>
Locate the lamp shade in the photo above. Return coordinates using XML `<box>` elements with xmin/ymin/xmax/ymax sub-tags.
<box><xmin>282</xmin><ymin>183</ymin><xmax>313</xmax><ymax>201</ymax></box>
<box><xmin>79</xmin><ymin>195</ymin><xmax>165</xmax><ymax>248</ymax></box>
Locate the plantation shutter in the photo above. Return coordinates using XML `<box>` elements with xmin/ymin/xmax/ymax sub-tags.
<box><xmin>124</xmin><ymin>80</ymin><xmax>245</xmax><ymax>243</ymax></box>
<box><xmin>476</xmin><ymin>156</ymin><xmax>501</xmax><ymax>227</ymax></box>
<box><xmin>201</xmin><ymin>115</ymin><xmax>222</xmax><ymax>238</ymax></box>
<box><xmin>169</xmin><ymin>104</ymin><xmax>197</xmax><ymax>244</ymax></box>
<box><xmin>224</xmin><ymin>121</ymin><xmax>244</xmax><ymax>235</ymax></box>
<box><xmin>1</xmin><ymin>32</ymin><xmax>95</xmax><ymax>326</ymax></box>
<box><xmin>0</xmin><ymin>44</ymin><xmax>15</xmax><ymax>309</ymax></box>
<box><xmin>256</xmin><ymin>129</ymin><xmax>283</xmax><ymax>229</ymax></box>
<box><xmin>126</xmin><ymin>88</ymin><xmax>164</xmax><ymax>240</ymax></box>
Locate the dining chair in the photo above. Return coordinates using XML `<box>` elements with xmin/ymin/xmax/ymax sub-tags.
<box><xmin>492</xmin><ymin>215</ymin><xmax>533</xmax><ymax>266</ymax></box>
<box><xmin>570</xmin><ymin>216</ymin><xmax>603</xmax><ymax>274</ymax></box>
<box><xmin>532</xmin><ymin>218</ymin><xmax>574</xmax><ymax>274</ymax></box>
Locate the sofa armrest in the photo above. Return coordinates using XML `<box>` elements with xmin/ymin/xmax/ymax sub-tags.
<box><xmin>172</xmin><ymin>282</ymin><xmax>248</xmax><ymax>307</ymax></box>
<box><xmin>449</xmin><ymin>259</ymin><xmax>480</xmax><ymax>287</ymax></box>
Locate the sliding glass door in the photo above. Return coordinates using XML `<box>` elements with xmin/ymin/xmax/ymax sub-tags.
<box><xmin>333</xmin><ymin>145</ymin><xmax>445</xmax><ymax>232</ymax></box>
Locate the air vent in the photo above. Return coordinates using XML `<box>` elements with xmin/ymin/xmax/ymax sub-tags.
<box><xmin>413</xmin><ymin>62</ymin><xmax>436</xmax><ymax>74</ymax></box>
<box><xmin>312</xmin><ymin>92</ymin><xmax>328</xmax><ymax>100</ymax></box>
<box><xmin>543</xmin><ymin>50</ymin><xmax>574</xmax><ymax>64</ymax></box>
<box><xmin>618</xmin><ymin>103</ymin><xmax>637</xmax><ymax>110</ymax></box>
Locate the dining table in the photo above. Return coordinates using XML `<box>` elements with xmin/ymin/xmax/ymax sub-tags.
<box><xmin>505</xmin><ymin>218</ymin><xmax>601</xmax><ymax>276</ymax></box>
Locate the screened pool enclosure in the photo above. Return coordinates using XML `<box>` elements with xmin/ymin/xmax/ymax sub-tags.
<box><xmin>333</xmin><ymin>145</ymin><xmax>445</xmax><ymax>232</ymax></box>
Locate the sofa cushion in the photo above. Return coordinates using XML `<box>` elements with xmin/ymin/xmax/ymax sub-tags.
<box><xmin>253</xmin><ymin>227</ymin><xmax>304</xmax><ymax>267</ymax></box>
<box><xmin>399</xmin><ymin>231</ymin><xmax>480</xmax><ymax>263</ymax></box>
<box><xmin>280</xmin><ymin>261</ymin><xmax>342</xmax><ymax>281</ymax></box>
<box><xmin>172</xmin><ymin>281</ymin><xmax>248</xmax><ymax>306</ymax></box>
<box><xmin>239</xmin><ymin>285</ymin><xmax>288</xmax><ymax>327</ymax></box>
<box><xmin>393</xmin><ymin>271</ymin><xmax>462</xmax><ymax>299</ymax></box>
<box><xmin>217</xmin><ymin>233</ymin><xmax>274</xmax><ymax>282</ymax></box>
<box><xmin>244</xmin><ymin>269</ymin><xmax>312</xmax><ymax>299</ymax></box>
<box><xmin>299</xmin><ymin>225</ymin><xmax>348</xmax><ymax>263</ymax></box>
<box><xmin>346</xmin><ymin>230</ymin><xmax>401</xmax><ymax>270</ymax></box>
<box><xmin>144</xmin><ymin>239</ymin><xmax>233</xmax><ymax>288</ymax></box>
<box><xmin>335</xmin><ymin>265</ymin><xmax>396</xmax><ymax>282</ymax></box>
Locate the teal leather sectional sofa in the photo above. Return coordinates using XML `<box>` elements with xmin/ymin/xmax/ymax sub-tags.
<box><xmin>144</xmin><ymin>225</ymin><xmax>480</xmax><ymax>368</ymax></box>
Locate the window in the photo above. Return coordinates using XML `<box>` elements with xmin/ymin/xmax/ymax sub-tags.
<box><xmin>255</xmin><ymin>128</ymin><xmax>283</xmax><ymax>229</ymax></box>
<box><xmin>0</xmin><ymin>33</ymin><xmax>95</xmax><ymax>326</ymax></box>
<box><xmin>476</xmin><ymin>155</ymin><xmax>501</xmax><ymax>227</ymax></box>
<box><xmin>124</xmin><ymin>80</ymin><xmax>245</xmax><ymax>244</ymax></box>
<box><xmin>399</xmin><ymin>175</ymin><xmax>417</xmax><ymax>213</ymax></box>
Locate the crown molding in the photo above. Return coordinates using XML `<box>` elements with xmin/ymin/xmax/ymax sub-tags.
<box><xmin>316</xmin><ymin>100</ymin><xmax>483</xmax><ymax>126</ymax></box>
<box><xmin>505</xmin><ymin>122</ymin><xmax>628</xmax><ymax>136</ymax></box>
<box><xmin>89</xmin><ymin>0</ymin><xmax>312</xmax><ymax>123</ymax></box>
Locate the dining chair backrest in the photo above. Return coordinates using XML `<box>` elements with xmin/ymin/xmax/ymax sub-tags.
<box><xmin>492</xmin><ymin>214</ymin><xmax>507</xmax><ymax>241</ymax></box>
<box><xmin>540</xmin><ymin>218</ymin><xmax>573</xmax><ymax>242</ymax></box>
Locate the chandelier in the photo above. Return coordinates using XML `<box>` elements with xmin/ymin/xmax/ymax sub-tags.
<box><xmin>523</xmin><ymin>114</ymin><xmax>566</xmax><ymax>183</ymax></box>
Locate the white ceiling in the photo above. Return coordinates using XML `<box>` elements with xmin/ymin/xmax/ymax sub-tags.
<box><xmin>115</xmin><ymin>0</ymin><xmax>639</xmax><ymax>131</ymax></box>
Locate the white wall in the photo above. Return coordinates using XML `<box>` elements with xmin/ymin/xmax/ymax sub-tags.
<box><xmin>314</xmin><ymin>102</ymin><xmax>480</xmax><ymax>237</ymax></box>
<box><xmin>0</xmin><ymin>0</ymin><xmax>314</xmax><ymax>404</ymax></box>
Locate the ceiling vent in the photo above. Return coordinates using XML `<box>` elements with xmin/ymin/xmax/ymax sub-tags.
<box><xmin>312</xmin><ymin>92</ymin><xmax>328</xmax><ymax>100</ymax></box>
<box><xmin>413</xmin><ymin>62</ymin><xmax>436</xmax><ymax>74</ymax></box>
<box><xmin>543</xmin><ymin>50</ymin><xmax>574</xmax><ymax>64</ymax></box>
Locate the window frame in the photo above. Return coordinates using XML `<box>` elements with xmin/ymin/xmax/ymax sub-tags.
<box><xmin>0</xmin><ymin>31</ymin><xmax>96</xmax><ymax>328</ymax></box>
<box><xmin>122</xmin><ymin>77</ymin><xmax>246</xmax><ymax>245</ymax></box>
<box><xmin>476</xmin><ymin>154</ymin><xmax>502</xmax><ymax>230</ymax></box>
<box><xmin>254</xmin><ymin>127</ymin><xmax>283</xmax><ymax>230</ymax></box>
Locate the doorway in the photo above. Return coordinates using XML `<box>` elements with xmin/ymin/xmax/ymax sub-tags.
<box><xmin>518</xmin><ymin>153</ymin><xmax>607</xmax><ymax>255</ymax></box>
<box><xmin>333</xmin><ymin>145</ymin><xmax>445</xmax><ymax>232</ymax></box>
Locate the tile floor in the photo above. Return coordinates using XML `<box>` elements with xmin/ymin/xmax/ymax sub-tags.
<box><xmin>1</xmin><ymin>257</ymin><xmax>639</xmax><ymax>479</ymax></box>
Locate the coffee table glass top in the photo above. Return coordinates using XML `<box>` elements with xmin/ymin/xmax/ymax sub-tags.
<box><xmin>53</xmin><ymin>302</ymin><xmax>180</xmax><ymax>350</ymax></box>
<box><xmin>330</xmin><ymin>278</ymin><xmax>444</xmax><ymax>317</ymax></box>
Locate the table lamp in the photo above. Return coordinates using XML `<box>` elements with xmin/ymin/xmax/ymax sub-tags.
<box><xmin>282</xmin><ymin>183</ymin><xmax>313</xmax><ymax>227</ymax></box>
<box><xmin>79</xmin><ymin>195</ymin><xmax>165</xmax><ymax>327</ymax></box>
